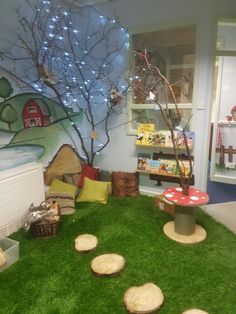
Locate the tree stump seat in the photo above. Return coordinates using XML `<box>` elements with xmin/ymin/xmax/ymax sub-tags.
<box><xmin>124</xmin><ymin>283</ymin><xmax>164</xmax><ymax>313</ymax></box>
<box><xmin>182</xmin><ymin>310</ymin><xmax>209</xmax><ymax>314</ymax></box>
<box><xmin>91</xmin><ymin>253</ymin><xmax>125</xmax><ymax>276</ymax></box>
<box><xmin>75</xmin><ymin>234</ymin><xmax>98</xmax><ymax>253</ymax></box>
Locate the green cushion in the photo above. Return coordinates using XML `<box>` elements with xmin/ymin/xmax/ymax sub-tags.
<box><xmin>49</xmin><ymin>179</ymin><xmax>77</xmax><ymax>197</ymax></box>
<box><xmin>76</xmin><ymin>177</ymin><xmax>111</xmax><ymax>204</ymax></box>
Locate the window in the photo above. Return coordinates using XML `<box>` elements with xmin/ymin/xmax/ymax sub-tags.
<box><xmin>27</xmin><ymin>106</ymin><xmax>37</xmax><ymax>113</ymax></box>
<box><xmin>127</xmin><ymin>24</ymin><xmax>196</xmax><ymax>134</ymax></box>
<box><xmin>210</xmin><ymin>19</ymin><xmax>236</xmax><ymax>184</ymax></box>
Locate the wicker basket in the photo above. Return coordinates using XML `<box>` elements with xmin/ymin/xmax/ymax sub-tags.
<box><xmin>30</xmin><ymin>201</ymin><xmax>60</xmax><ymax>239</ymax></box>
<box><xmin>31</xmin><ymin>219</ymin><xmax>60</xmax><ymax>238</ymax></box>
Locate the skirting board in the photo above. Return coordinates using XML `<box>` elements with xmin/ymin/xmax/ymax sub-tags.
<box><xmin>0</xmin><ymin>214</ymin><xmax>27</xmax><ymax>238</ymax></box>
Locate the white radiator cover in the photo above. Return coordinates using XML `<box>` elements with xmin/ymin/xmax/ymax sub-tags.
<box><xmin>0</xmin><ymin>162</ymin><xmax>45</xmax><ymax>237</ymax></box>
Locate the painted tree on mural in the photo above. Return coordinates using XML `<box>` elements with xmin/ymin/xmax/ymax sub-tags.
<box><xmin>0</xmin><ymin>0</ymin><xmax>129</xmax><ymax>165</ymax></box>
<box><xmin>0</xmin><ymin>104</ymin><xmax>18</xmax><ymax>131</ymax></box>
<box><xmin>0</xmin><ymin>77</ymin><xmax>13</xmax><ymax>100</ymax></box>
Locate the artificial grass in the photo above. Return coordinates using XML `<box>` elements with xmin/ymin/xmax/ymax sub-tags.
<box><xmin>0</xmin><ymin>195</ymin><xmax>236</xmax><ymax>314</ymax></box>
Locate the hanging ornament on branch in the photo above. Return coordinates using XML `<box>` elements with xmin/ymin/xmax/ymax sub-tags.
<box><xmin>38</xmin><ymin>64</ymin><xmax>56</xmax><ymax>85</ymax></box>
<box><xmin>110</xmin><ymin>88</ymin><xmax>122</xmax><ymax>105</ymax></box>
<box><xmin>90</xmin><ymin>130</ymin><xmax>98</xmax><ymax>140</ymax></box>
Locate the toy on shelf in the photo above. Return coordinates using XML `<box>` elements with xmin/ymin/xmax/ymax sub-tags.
<box><xmin>231</xmin><ymin>104</ymin><xmax>236</xmax><ymax>121</ymax></box>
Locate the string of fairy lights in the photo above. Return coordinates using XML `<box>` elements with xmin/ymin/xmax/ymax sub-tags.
<box><xmin>32</xmin><ymin>0</ymin><xmax>130</xmax><ymax>109</ymax></box>
<box><xmin>25</xmin><ymin>0</ymin><xmax>132</xmax><ymax>157</ymax></box>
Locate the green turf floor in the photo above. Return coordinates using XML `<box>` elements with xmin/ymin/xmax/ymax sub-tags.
<box><xmin>0</xmin><ymin>195</ymin><xmax>236</xmax><ymax>314</ymax></box>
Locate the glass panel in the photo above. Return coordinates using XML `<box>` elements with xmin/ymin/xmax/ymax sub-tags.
<box><xmin>168</xmin><ymin>67</ymin><xmax>193</xmax><ymax>103</ymax></box>
<box><xmin>217</xmin><ymin>21</ymin><xmax>236</xmax><ymax>51</ymax></box>
<box><xmin>213</xmin><ymin>124</ymin><xmax>236</xmax><ymax>181</ymax></box>
<box><xmin>217</xmin><ymin>56</ymin><xmax>236</xmax><ymax>119</ymax></box>
<box><xmin>132</xmin><ymin>25</ymin><xmax>196</xmax><ymax>104</ymax></box>
<box><xmin>131</xmin><ymin>108</ymin><xmax>191</xmax><ymax>131</ymax></box>
<box><xmin>212</xmin><ymin>55</ymin><xmax>236</xmax><ymax>178</ymax></box>
<box><xmin>210</xmin><ymin>18</ymin><xmax>236</xmax><ymax>184</ymax></box>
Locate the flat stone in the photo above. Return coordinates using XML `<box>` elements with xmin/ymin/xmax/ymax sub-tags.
<box><xmin>124</xmin><ymin>282</ymin><xmax>164</xmax><ymax>313</ymax></box>
<box><xmin>91</xmin><ymin>253</ymin><xmax>125</xmax><ymax>276</ymax></box>
<box><xmin>182</xmin><ymin>309</ymin><xmax>209</xmax><ymax>314</ymax></box>
<box><xmin>75</xmin><ymin>234</ymin><xmax>98</xmax><ymax>252</ymax></box>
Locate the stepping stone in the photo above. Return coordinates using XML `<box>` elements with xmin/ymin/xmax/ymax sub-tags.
<box><xmin>91</xmin><ymin>253</ymin><xmax>125</xmax><ymax>276</ymax></box>
<box><xmin>124</xmin><ymin>282</ymin><xmax>164</xmax><ymax>313</ymax></box>
<box><xmin>182</xmin><ymin>310</ymin><xmax>209</xmax><ymax>314</ymax></box>
<box><xmin>75</xmin><ymin>234</ymin><xmax>98</xmax><ymax>253</ymax></box>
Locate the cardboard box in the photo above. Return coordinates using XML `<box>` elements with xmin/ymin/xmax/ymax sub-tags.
<box><xmin>154</xmin><ymin>194</ymin><xmax>175</xmax><ymax>216</ymax></box>
<box><xmin>0</xmin><ymin>238</ymin><xmax>19</xmax><ymax>272</ymax></box>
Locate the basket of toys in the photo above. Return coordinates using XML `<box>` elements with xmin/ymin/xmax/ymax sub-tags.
<box><xmin>25</xmin><ymin>201</ymin><xmax>61</xmax><ymax>239</ymax></box>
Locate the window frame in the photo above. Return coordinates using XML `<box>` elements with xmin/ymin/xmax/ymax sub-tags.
<box><xmin>210</xmin><ymin>18</ymin><xmax>236</xmax><ymax>184</ymax></box>
<box><xmin>127</xmin><ymin>22</ymin><xmax>197</xmax><ymax>135</ymax></box>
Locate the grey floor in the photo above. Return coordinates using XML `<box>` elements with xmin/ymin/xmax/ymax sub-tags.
<box><xmin>202</xmin><ymin>202</ymin><xmax>236</xmax><ymax>234</ymax></box>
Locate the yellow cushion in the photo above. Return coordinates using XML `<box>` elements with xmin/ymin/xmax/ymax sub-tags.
<box><xmin>49</xmin><ymin>179</ymin><xmax>77</xmax><ymax>197</ymax></box>
<box><xmin>76</xmin><ymin>177</ymin><xmax>111</xmax><ymax>204</ymax></box>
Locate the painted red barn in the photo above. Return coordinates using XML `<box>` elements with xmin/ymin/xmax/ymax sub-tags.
<box><xmin>22</xmin><ymin>98</ymin><xmax>51</xmax><ymax>128</ymax></box>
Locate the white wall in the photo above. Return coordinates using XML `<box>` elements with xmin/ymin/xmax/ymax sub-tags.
<box><xmin>1</xmin><ymin>0</ymin><xmax>236</xmax><ymax>192</ymax></box>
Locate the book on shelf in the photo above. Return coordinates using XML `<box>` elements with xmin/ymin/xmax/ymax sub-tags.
<box><xmin>153</xmin><ymin>130</ymin><xmax>175</xmax><ymax>147</ymax></box>
<box><xmin>146</xmin><ymin>159</ymin><xmax>160</xmax><ymax>173</ymax></box>
<box><xmin>136</xmin><ymin>123</ymin><xmax>156</xmax><ymax>146</ymax></box>
<box><xmin>158</xmin><ymin>159</ymin><xmax>178</xmax><ymax>176</ymax></box>
<box><xmin>177</xmin><ymin>160</ymin><xmax>193</xmax><ymax>176</ymax></box>
<box><xmin>137</xmin><ymin>153</ymin><xmax>151</xmax><ymax>171</ymax></box>
<box><xmin>176</xmin><ymin>131</ymin><xmax>194</xmax><ymax>148</ymax></box>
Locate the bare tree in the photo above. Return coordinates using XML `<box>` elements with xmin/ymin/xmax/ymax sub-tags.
<box><xmin>133</xmin><ymin>50</ymin><xmax>193</xmax><ymax>195</ymax></box>
<box><xmin>1</xmin><ymin>0</ymin><xmax>129</xmax><ymax>165</ymax></box>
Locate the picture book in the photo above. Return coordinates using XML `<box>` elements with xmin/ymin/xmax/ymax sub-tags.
<box><xmin>176</xmin><ymin>131</ymin><xmax>194</xmax><ymax>148</ymax></box>
<box><xmin>152</xmin><ymin>130</ymin><xmax>176</xmax><ymax>147</ymax></box>
<box><xmin>146</xmin><ymin>159</ymin><xmax>160</xmax><ymax>173</ymax></box>
<box><xmin>177</xmin><ymin>160</ymin><xmax>193</xmax><ymax>177</ymax></box>
<box><xmin>136</xmin><ymin>123</ymin><xmax>156</xmax><ymax>145</ymax></box>
<box><xmin>137</xmin><ymin>123</ymin><xmax>155</xmax><ymax>133</ymax></box>
<box><xmin>137</xmin><ymin>153</ymin><xmax>151</xmax><ymax>171</ymax></box>
<box><xmin>158</xmin><ymin>159</ymin><xmax>177</xmax><ymax>175</ymax></box>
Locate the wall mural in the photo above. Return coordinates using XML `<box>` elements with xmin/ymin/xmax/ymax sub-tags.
<box><xmin>0</xmin><ymin>73</ymin><xmax>82</xmax><ymax>172</ymax></box>
<box><xmin>0</xmin><ymin>1</ymin><xmax>129</xmax><ymax>174</ymax></box>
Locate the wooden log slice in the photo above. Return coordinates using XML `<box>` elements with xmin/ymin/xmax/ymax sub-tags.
<box><xmin>124</xmin><ymin>283</ymin><xmax>164</xmax><ymax>314</ymax></box>
<box><xmin>75</xmin><ymin>234</ymin><xmax>98</xmax><ymax>253</ymax></box>
<box><xmin>91</xmin><ymin>253</ymin><xmax>125</xmax><ymax>276</ymax></box>
<box><xmin>182</xmin><ymin>310</ymin><xmax>209</xmax><ymax>314</ymax></box>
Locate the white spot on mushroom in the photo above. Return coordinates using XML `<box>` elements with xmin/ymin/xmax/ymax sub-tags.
<box><xmin>176</xmin><ymin>187</ymin><xmax>182</xmax><ymax>191</ymax></box>
<box><xmin>165</xmin><ymin>193</ymin><xmax>174</xmax><ymax>198</ymax></box>
<box><xmin>190</xmin><ymin>196</ymin><xmax>199</xmax><ymax>201</ymax></box>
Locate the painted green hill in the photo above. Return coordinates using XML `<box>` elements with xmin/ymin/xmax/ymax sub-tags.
<box><xmin>8</xmin><ymin>117</ymin><xmax>82</xmax><ymax>164</ymax></box>
<box><xmin>0</xmin><ymin>92</ymin><xmax>77</xmax><ymax>132</ymax></box>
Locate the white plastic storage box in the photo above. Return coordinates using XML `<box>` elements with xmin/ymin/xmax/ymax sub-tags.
<box><xmin>0</xmin><ymin>238</ymin><xmax>19</xmax><ymax>272</ymax></box>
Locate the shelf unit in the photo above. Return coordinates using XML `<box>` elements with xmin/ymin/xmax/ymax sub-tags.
<box><xmin>136</xmin><ymin>147</ymin><xmax>194</xmax><ymax>186</ymax></box>
<box><xmin>136</xmin><ymin>143</ymin><xmax>193</xmax><ymax>150</ymax></box>
<box><xmin>217</xmin><ymin>120</ymin><xmax>236</xmax><ymax>126</ymax></box>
